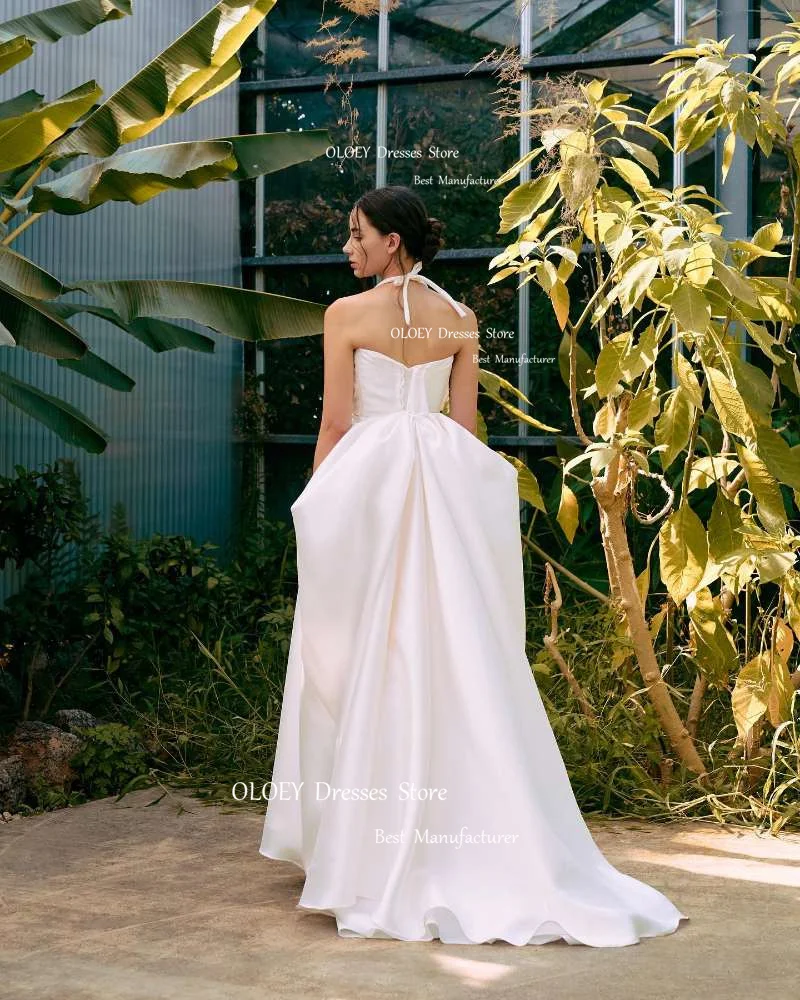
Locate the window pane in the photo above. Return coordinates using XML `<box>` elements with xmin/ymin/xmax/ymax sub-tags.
<box><xmin>753</xmin><ymin>146</ymin><xmax>784</xmax><ymax>234</ymax></box>
<box><xmin>386</xmin><ymin>79</ymin><xmax>520</xmax><ymax>249</ymax></box>
<box><xmin>389</xmin><ymin>0</ymin><xmax>520</xmax><ymax>68</ymax></box>
<box><xmin>762</xmin><ymin>4</ymin><xmax>790</xmax><ymax>41</ymax></box>
<box><xmin>244</xmin><ymin>0</ymin><xmax>379</xmax><ymax>81</ymax></box>
<box><xmin>530</xmin><ymin>0</ymin><xmax>679</xmax><ymax>55</ymax></box>
<box><xmin>687</xmin><ymin>1</ymin><xmax>716</xmax><ymax>40</ymax></box>
<box><xmin>264</xmin><ymin>88</ymin><xmax>377</xmax><ymax>255</ymax></box>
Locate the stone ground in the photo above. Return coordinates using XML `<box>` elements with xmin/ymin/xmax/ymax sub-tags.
<box><xmin>2</xmin><ymin>787</ymin><xmax>798</xmax><ymax>1000</ymax></box>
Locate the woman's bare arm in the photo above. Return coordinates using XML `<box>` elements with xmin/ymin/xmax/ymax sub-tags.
<box><xmin>447</xmin><ymin>307</ymin><xmax>480</xmax><ymax>435</ymax></box>
<box><xmin>313</xmin><ymin>299</ymin><xmax>355</xmax><ymax>472</ymax></box>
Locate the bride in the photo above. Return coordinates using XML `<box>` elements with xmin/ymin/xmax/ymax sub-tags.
<box><xmin>259</xmin><ymin>184</ymin><xmax>688</xmax><ymax>947</ymax></box>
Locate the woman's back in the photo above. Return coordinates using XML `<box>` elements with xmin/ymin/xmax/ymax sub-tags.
<box><xmin>347</xmin><ymin>267</ymin><xmax>479</xmax><ymax>369</ymax></box>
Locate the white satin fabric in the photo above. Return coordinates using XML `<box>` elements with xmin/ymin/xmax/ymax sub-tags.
<box><xmin>260</xmin><ymin>293</ymin><xmax>688</xmax><ymax>947</ymax></box>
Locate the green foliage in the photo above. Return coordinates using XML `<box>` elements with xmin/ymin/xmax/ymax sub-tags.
<box><xmin>487</xmin><ymin>43</ymin><xmax>800</xmax><ymax>756</ymax></box>
<box><xmin>0</xmin><ymin>459</ymin><xmax>296</xmax><ymax>729</ymax></box>
<box><xmin>0</xmin><ymin>0</ymin><xmax>329</xmax><ymax>451</ymax></box>
<box><xmin>69</xmin><ymin>722</ymin><xmax>150</xmax><ymax>798</ymax></box>
<box><xmin>0</xmin><ymin>460</ymin><xmax>92</xmax><ymax>570</ymax></box>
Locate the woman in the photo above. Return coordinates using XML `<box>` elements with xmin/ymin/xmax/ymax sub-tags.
<box><xmin>259</xmin><ymin>185</ymin><xmax>688</xmax><ymax>947</ymax></box>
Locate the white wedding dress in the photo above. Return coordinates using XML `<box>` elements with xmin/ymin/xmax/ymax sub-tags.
<box><xmin>259</xmin><ymin>264</ymin><xmax>688</xmax><ymax>947</ymax></box>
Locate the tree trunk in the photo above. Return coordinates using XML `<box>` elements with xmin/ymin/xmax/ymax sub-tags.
<box><xmin>591</xmin><ymin>456</ymin><xmax>708</xmax><ymax>777</ymax></box>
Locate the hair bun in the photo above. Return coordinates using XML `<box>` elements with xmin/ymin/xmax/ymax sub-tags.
<box><xmin>422</xmin><ymin>216</ymin><xmax>444</xmax><ymax>265</ymax></box>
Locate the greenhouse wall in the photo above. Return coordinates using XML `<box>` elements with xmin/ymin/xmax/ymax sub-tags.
<box><xmin>0</xmin><ymin>0</ymin><xmax>243</xmax><ymax>603</ymax></box>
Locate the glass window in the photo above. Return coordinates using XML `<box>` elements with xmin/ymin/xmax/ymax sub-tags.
<box><xmin>264</xmin><ymin>88</ymin><xmax>378</xmax><ymax>255</ymax></box>
<box><xmin>530</xmin><ymin>0</ymin><xmax>679</xmax><ymax>56</ymax></box>
<box><xmin>243</xmin><ymin>0</ymin><xmax>379</xmax><ymax>82</ymax></box>
<box><xmin>687</xmin><ymin>1</ymin><xmax>717</xmax><ymax>40</ymax></box>
<box><xmin>388</xmin><ymin>0</ymin><xmax>521</xmax><ymax>68</ymax></box>
<box><xmin>386</xmin><ymin>79</ymin><xmax>520</xmax><ymax>249</ymax></box>
<box><xmin>761</xmin><ymin>3</ymin><xmax>789</xmax><ymax>42</ymax></box>
<box><xmin>753</xmin><ymin>146</ymin><xmax>784</xmax><ymax>234</ymax></box>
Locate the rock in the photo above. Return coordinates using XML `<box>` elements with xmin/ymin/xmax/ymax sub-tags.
<box><xmin>0</xmin><ymin>756</ymin><xmax>25</xmax><ymax>813</ymax></box>
<box><xmin>7</xmin><ymin>722</ymin><xmax>83</xmax><ymax>788</ymax></box>
<box><xmin>53</xmin><ymin>709</ymin><xmax>101</xmax><ymax>735</ymax></box>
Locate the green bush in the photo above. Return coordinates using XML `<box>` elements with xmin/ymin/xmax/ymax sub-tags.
<box><xmin>69</xmin><ymin>722</ymin><xmax>151</xmax><ymax>798</ymax></box>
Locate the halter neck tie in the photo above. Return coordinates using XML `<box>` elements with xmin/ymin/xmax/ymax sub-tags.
<box><xmin>375</xmin><ymin>260</ymin><xmax>467</xmax><ymax>325</ymax></box>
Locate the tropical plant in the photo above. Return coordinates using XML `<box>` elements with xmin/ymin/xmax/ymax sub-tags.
<box><xmin>0</xmin><ymin>0</ymin><xmax>330</xmax><ymax>452</ymax></box>
<box><xmin>488</xmin><ymin>36</ymin><xmax>800</xmax><ymax>779</ymax></box>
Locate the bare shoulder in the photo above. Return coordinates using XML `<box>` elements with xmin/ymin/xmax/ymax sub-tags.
<box><xmin>454</xmin><ymin>302</ymin><xmax>480</xmax><ymax>358</ymax></box>
<box><xmin>456</xmin><ymin>301</ymin><xmax>478</xmax><ymax>326</ymax></box>
<box><xmin>324</xmin><ymin>294</ymin><xmax>361</xmax><ymax>320</ymax></box>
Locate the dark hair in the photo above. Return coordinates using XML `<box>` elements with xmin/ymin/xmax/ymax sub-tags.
<box><xmin>353</xmin><ymin>185</ymin><xmax>445</xmax><ymax>268</ymax></box>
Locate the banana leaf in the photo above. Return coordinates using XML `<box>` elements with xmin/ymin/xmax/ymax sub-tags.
<box><xmin>0</xmin><ymin>279</ymin><xmax>86</xmax><ymax>357</ymax></box>
<box><xmin>10</xmin><ymin>130</ymin><xmax>330</xmax><ymax>215</ymax></box>
<box><xmin>0</xmin><ymin>0</ymin><xmax>131</xmax><ymax>44</ymax></box>
<box><xmin>0</xmin><ymin>246</ymin><xmax>64</xmax><ymax>298</ymax></box>
<box><xmin>49</xmin><ymin>0</ymin><xmax>277</xmax><ymax>159</ymax></box>
<box><xmin>0</xmin><ymin>37</ymin><xmax>34</xmax><ymax>75</ymax></box>
<box><xmin>66</xmin><ymin>278</ymin><xmax>327</xmax><ymax>342</ymax></box>
<box><xmin>0</xmin><ymin>80</ymin><xmax>102</xmax><ymax>172</ymax></box>
<box><xmin>0</xmin><ymin>89</ymin><xmax>44</xmax><ymax>119</ymax></box>
<box><xmin>0</xmin><ymin>371</ymin><xmax>107</xmax><ymax>452</ymax></box>
<box><xmin>51</xmin><ymin>301</ymin><xmax>216</xmax><ymax>354</ymax></box>
<box><xmin>58</xmin><ymin>349</ymin><xmax>135</xmax><ymax>390</ymax></box>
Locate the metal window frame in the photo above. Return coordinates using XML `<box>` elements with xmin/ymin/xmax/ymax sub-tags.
<box><xmin>246</xmin><ymin>2</ymin><xmax>756</xmax><ymax>451</ymax></box>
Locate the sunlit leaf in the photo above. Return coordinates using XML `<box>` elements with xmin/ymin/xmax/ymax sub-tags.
<box><xmin>48</xmin><ymin>0</ymin><xmax>277</xmax><ymax>159</ymax></box>
<box><xmin>659</xmin><ymin>502</ymin><xmax>708</xmax><ymax>605</ymax></box>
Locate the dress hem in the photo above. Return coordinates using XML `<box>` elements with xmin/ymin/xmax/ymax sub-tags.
<box><xmin>259</xmin><ymin>844</ymin><xmax>689</xmax><ymax>948</ymax></box>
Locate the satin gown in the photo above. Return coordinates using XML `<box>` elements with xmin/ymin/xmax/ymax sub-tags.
<box><xmin>259</xmin><ymin>265</ymin><xmax>688</xmax><ymax>947</ymax></box>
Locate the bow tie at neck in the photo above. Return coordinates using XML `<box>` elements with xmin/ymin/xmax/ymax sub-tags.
<box><xmin>375</xmin><ymin>260</ymin><xmax>467</xmax><ymax>325</ymax></box>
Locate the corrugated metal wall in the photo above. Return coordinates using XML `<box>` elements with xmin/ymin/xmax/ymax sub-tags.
<box><xmin>0</xmin><ymin>0</ymin><xmax>243</xmax><ymax>603</ymax></box>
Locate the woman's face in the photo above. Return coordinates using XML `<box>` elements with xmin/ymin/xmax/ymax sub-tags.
<box><xmin>343</xmin><ymin>207</ymin><xmax>399</xmax><ymax>279</ymax></box>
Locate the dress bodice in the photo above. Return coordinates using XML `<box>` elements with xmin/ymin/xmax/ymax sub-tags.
<box><xmin>352</xmin><ymin>348</ymin><xmax>454</xmax><ymax>421</ymax></box>
<box><xmin>351</xmin><ymin>260</ymin><xmax>466</xmax><ymax>422</ymax></box>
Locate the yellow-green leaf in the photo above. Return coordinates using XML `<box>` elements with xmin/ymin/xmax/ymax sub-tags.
<box><xmin>628</xmin><ymin>372</ymin><xmax>660</xmax><ymax>431</ymax></box>
<box><xmin>708</xmin><ymin>488</ymin><xmax>747</xmax><ymax>560</ymax></box>
<box><xmin>595</xmin><ymin>332</ymin><xmax>632</xmax><ymax>397</ymax></box>
<box><xmin>659</xmin><ymin>502</ymin><xmax>709</xmax><ymax>605</ymax></box>
<box><xmin>551</xmin><ymin>279</ymin><xmax>570</xmax><ymax>330</ymax></box>
<box><xmin>706</xmin><ymin>366</ymin><xmax>756</xmax><ymax>440</ymax></box>
<box><xmin>500</xmin><ymin>452</ymin><xmax>546</xmax><ymax>511</ymax></box>
<box><xmin>752</xmin><ymin>220</ymin><xmax>783</xmax><ymax>252</ymax></box>
<box><xmin>736</xmin><ymin>441</ymin><xmax>788</xmax><ymax>536</ymax></box>
<box><xmin>0</xmin><ymin>35</ymin><xmax>34</xmax><ymax>75</ymax></box>
<box><xmin>613</xmin><ymin>256</ymin><xmax>660</xmax><ymax>316</ymax></box>
<box><xmin>610</xmin><ymin>155</ymin><xmax>652</xmax><ymax>191</ymax></box>
<box><xmin>755</xmin><ymin>424</ymin><xmax>800</xmax><ymax>490</ymax></box>
<box><xmin>593</xmin><ymin>399</ymin><xmax>615</xmax><ymax>439</ymax></box>
<box><xmin>672</xmin><ymin>283</ymin><xmax>711</xmax><ymax>332</ymax></box>
<box><xmin>675</xmin><ymin>352</ymin><xmax>705</xmax><ymax>408</ymax></box>
<box><xmin>477</xmin><ymin>368</ymin><xmax>562</xmax><ymax>432</ymax></box>
<box><xmin>688</xmin><ymin>586</ymin><xmax>738</xmax><ymax>687</ymax></box>
<box><xmin>685</xmin><ymin>241</ymin><xmax>715</xmax><ymax>286</ymax></box>
<box><xmin>732</xmin><ymin>651</ymin><xmax>771</xmax><ymax>739</ymax></box>
<box><xmin>655</xmin><ymin>388</ymin><xmax>693</xmax><ymax>469</ymax></box>
<box><xmin>498</xmin><ymin>172</ymin><xmax>560</xmax><ymax>234</ymax></box>
<box><xmin>688</xmin><ymin>456</ymin><xmax>739</xmax><ymax>492</ymax></box>
<box><xmin>557</xmin><ymin>480</ymin><xmax>579</xmax><ymax>543</ymax></box>
<box><xmin>0</xmin><ymin>80</ymin><xmax>102</xmax><ymax>172</ymax></box>
<box><xmin>721</xmin><ymin>130</ymin><xmax>736</xmax><ymax>182</ymax></box>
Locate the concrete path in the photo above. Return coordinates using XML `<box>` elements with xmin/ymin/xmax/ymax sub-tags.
<box><xmin>2</xmin><ymin>787</ymin><xmax>798</xmax><ymax>1000</ymax></box>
